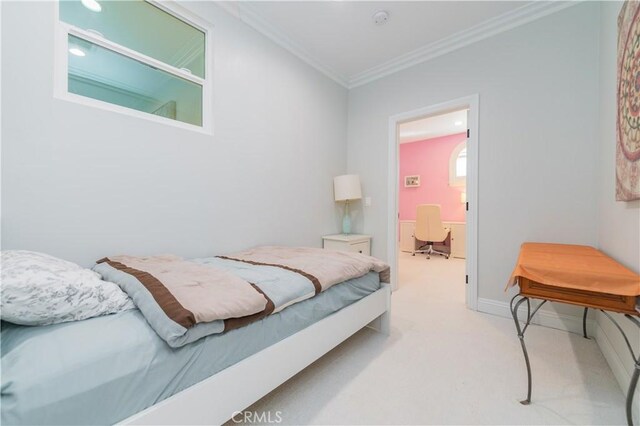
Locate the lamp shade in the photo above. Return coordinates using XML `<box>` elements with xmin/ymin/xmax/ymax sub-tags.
<box><xmin>334</xmin><ymin>174</ymin><xmax>362</xmax><ymax>202</ymax></box>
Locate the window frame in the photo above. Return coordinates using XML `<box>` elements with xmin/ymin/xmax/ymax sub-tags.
<box><xmin>53</xmin><ymin>0</ymin><xmax>213</xmax><ymax>134</ymax></box>
<box><xmin>449</xmin><ymin>141</ymin><xmax>467</xmax><ymax>187</ymax></box>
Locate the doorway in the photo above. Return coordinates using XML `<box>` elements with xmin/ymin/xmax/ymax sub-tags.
<box><xmin>387</xmin><ymin>95</ymin><xmax>478</xmax><ymax>310</ymax></box>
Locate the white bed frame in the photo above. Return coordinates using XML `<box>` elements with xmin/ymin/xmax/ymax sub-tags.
<box><xmin>120</xmin><ymin>283</ymin><xmax>391</xmax><ymax>425</ymax></box>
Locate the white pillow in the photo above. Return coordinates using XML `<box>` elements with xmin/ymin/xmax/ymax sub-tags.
<box><xmin>1</xmin><ymin>250</ymin><xmax>135</xmax><ymax>326</ymax></box>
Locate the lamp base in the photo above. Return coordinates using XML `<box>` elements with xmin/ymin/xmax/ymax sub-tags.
<box><xmin>342</xmin><ymin>213</ymin><xmax>352</xmax><ymax>235</ymax></box>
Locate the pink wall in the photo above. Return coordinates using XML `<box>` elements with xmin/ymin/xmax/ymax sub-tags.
<box><xmin>399</xmin><ymin>132</ymin><xmax>467</xmax><ymax>222</ymax></box>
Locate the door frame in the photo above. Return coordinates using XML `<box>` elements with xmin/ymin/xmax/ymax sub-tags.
<box><xmin>387</xmin><ymin>94</ymin><xmax>479</xmax><ymax>310</ymax></box>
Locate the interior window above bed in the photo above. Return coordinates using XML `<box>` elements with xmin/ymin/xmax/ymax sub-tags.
<box><xmin>56</xmin><ymin>0</ymin><xmax>211</xmax><ymax>132</ymax></box>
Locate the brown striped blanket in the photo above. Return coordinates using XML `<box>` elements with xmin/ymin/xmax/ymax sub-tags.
<box><xmin>221</xmin><ymin>246</ymin><xmax>391</xmax><ymax>292</ymax></box>
<box><xmin>93</xmin><ymin>246</ymin><xmax>389</xmax><ymax>347</ymax></box>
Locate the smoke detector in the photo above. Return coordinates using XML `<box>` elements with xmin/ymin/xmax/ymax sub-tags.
<box><xmin>372</xmin><ymin>10</ymin><xmax>389</xmax><ymax>26</ymax></box>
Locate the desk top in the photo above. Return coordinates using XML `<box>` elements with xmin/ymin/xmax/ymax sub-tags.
<box><xmin>508</xmin><ymin>243</ymin><xmax>640</xmax><ymax>296</ymax></box>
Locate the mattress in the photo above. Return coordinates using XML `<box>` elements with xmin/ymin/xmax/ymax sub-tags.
<box><xmin>1</xmin><ymin>272</ymin><xmax>380</xmax><ymax>426</ymax></box>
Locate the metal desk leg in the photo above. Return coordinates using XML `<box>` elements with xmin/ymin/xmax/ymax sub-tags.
<box><xmin>600</xmin><ymin>311</ymin><xmax>640</xmax><ymax>426</ymax></box>
<box><xmin>511</xmin><ymin>295</ymin><xmax>531</xmax><ymax>404</ymax></box>
<box><xmin>628</xmin><ymin>363</ymin><xmax>640</xmax><ymax>426</ymax></box>
<box><xmin>583</xmin><ymin>307</ymin><xmax>590</xmax><ymax>339</ymax></box>
<box><xmin>510</xmin><ymin>295</ymin><xmax>547</xmax><ymax>405</ymax></box>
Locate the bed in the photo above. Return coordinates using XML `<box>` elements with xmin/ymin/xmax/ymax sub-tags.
<box><xmin>1</xmin><ymin>252</ymin><xmax>391</xmax><ymax>425</ymax></box>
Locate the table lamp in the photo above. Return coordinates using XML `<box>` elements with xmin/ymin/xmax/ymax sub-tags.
<box><xmin>334</xmin><ymin>174</ymin><xmax>362</xmax><ymax>235</ymax></box>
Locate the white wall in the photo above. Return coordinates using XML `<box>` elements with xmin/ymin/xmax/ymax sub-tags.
<box><xmin>1</xmin><ymin>1</ymin><xmax>348</xmax><ymax>266</ymax></box>
<box><xmin>347</xmin><ymin>3</ymin><xmax>600</xmax><ymax>310</ymax></box>
<box><xmin>595</xmin><ymin>0</ymin><xmax>640</xmax><ymax>412</ymax></box>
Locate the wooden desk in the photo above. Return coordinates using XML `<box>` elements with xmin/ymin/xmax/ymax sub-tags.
<box><xmin>508</xmin><ymin>243</ymin><xmax>640</xmax><ymax>426</ymax></box>
<box><xmin>519</xmin><ymin>277</ymin><xmax>638</xmax><ymax>315</ymax></box>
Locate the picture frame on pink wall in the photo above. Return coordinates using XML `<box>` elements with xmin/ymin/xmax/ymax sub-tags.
<box><xmin>404</xmin><ymin>175</ymin><xmax>420</xmax><ymax>187</ymax></box>
<box><xmin>616</xmin><ymin>0</ymin><xmax>640</xmax><ymax>201</ymax></box>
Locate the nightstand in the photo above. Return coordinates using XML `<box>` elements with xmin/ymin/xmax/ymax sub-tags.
<box><xmin>322</xmin><ymin>234</ymin><xmax>371</xmax><ymax>256</ymax></box>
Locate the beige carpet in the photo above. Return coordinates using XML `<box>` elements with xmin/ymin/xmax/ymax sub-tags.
<box><xmin>234</xmin><ymin>253</ymin><xmax>626</xmax><ymax>425</ymax></box>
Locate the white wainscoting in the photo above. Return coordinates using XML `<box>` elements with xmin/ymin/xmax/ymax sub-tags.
<box><xmin>398</xmin><ymin>220</ymin><xmax>466</xmax><ymax>259</ymax></box>
<box><xmin>594</xmin><ymin>317</ymin><xmax>640</xmax><ymax>419</ymax></box>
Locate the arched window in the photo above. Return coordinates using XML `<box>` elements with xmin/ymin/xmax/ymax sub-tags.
<box><xmin>449</xmin><ymin>142</ymin><xmax>466</xmax><ymax>187</ymax></box>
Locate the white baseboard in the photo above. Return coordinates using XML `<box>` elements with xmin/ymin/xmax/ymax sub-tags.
<box><xmin>477</xmin><ymin>297</ymin><xmax>593</xmax><ymax>335</ymax></box>
<box><xmin>478</xmin><ymin>297</ymin><xmax>639</xmax><ymax>419</ymax></box>
<box><xmin>594</xmin><ymin>318</ymin><xmax>640</xmax><ymax>419</ymax></box>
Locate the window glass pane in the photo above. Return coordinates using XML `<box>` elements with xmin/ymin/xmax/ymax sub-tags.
<box><xmin>60</xmin><ymin>0</ymin><xmax>205</xmax><ymax>78</ymax></box>
<box><xmin>456</xmin><ymin>148</ymin><xmax>467</xmax><ymax>177</ymax></box>
<box><xmin>68</xmin><ymin>35</ymin><xmax>203</xmax><ymax>126</ymax></box>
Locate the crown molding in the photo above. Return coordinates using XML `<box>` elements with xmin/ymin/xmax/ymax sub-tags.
<box><xmin>217</xmin><ymin>1</ymin><xmax>350</xmax><ymax>88</ymax></box>
<box><xmin>215</xmin><ymin>1</ymin><xmax>241</xmax><ymax>20</ymax></box>
<box><xmin>215</xmin><ymin>1</ymin><xmax>581</xmax><ymax>91</ymax></box>
<box><xmin>348</xmin><ymin>1</ymin><xmax>581</xmax><ymax>88</ymax></box>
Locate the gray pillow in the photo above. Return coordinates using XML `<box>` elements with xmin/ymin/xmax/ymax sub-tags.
<box><xmin>1</xmin><ymin>250</ymin><xmax>134</xmax><ymax>326</ymax></box>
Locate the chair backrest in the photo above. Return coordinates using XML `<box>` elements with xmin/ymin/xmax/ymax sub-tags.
<box><xmin>415</xmin><ymin>204</ymin><xmax>448</xmax><ymax>242</ymax></box>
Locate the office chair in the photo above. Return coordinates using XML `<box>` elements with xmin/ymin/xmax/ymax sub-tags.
<box><xmin>413</xmin><ymin>204</ymin><xmax>450</xmax><ymax>259</ymax></box>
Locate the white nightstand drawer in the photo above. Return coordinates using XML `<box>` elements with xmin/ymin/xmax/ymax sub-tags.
<box><xmin>350</xmin><ymin>241</ymin><xmax>370</xmax><ymax>256</ymax></box>
<box><xmin>323</xmin><ymin>240</ymin><xmax>347</xmax><ymax>252</ymax></box>
<box><xmin>322</xmin><ymin>234</ymin><xmax>371</xmax><ymax>256</ymax></box>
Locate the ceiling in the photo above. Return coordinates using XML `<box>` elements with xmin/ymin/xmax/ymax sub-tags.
<box><xmin>399</xmin><ymin>110</ymin><xmax>467</xmax><ymax>144</ymax></box>
<box><xmin>222</xmin><ymin>1</ymin><xmax>573</xmax><ymax>87</ymax></box>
